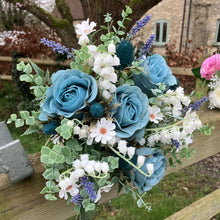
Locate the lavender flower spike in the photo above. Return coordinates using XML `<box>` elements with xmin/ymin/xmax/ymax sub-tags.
<box><xmin>40</xmin><ymin>38</ymin><xmax>74</xmax><ymax>58</ymax></box>
<box><xmin>139</xmin><ymin>34</ymin><xmax>155</xmax><ymax>57</ymax></box>
<box><xmin>80</xmin><ymin>176</ymin><xmax>97</xmax><ymax>202</ymax></box>
<box><xmin>128</xmin><ymin>15</ymin><xmax>151</xmax><ymax>39</ymax></box>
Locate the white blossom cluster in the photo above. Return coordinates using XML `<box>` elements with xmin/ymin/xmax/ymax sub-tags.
<box><xmin>158</xmin><ymin>87</ymin><xmax>191</xmax><ymax>117</ymax></box>
<box><xmin>58</xmin><ymin>154</ymin><xmax>110</xmax><ymax>201</ymax></box>
<box><xmin>147</xmin><ymin>110</ymin><xmax>202</xmax><ymax>149</ymax></box>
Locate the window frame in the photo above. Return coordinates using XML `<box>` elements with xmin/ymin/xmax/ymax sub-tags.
<box><xmin>154</xmin><ymin>20</ymin><xmax>169</xmax><ymax>45</ymax></box>
<box><xmin>214</xmin><ymin>19</ymin><xmax>220</xmax><ymax>45</ymax></box>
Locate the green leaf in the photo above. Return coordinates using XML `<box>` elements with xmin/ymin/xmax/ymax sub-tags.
<box><xmin>23</xmin><ymin>63</ymin><xmax>32</xmax><ymax>74</ymax></box>
<box><xmin>66</xmin><ymin>139</ymin><xmax>82</xmax><ymax>151</ymax></box>
<box><xmin>51</xmin><ymin>186</ymin><xmax>60</xmax><ymax>192</ymax></box>
<box><xmin>20</xmin><ymin>74</ymin><xmax>33</xmax><ymax>82</ymax></box>
<box><xmin>137</xmin><ymin>198</ymin><xmax>144</xmax><ymax>208</ymax></box>
<box><xmin>49</xmin><ymin>151</ymin><xmax>58</xmax><ymax>162</ymax></box>
<box><xmin>11</xmin><ymin>114</ymin><xmax>17</xmax><ymax>121</ymax></box>
<box><xmin>81</xmin><ymin>45</ymin><xmax>89</xmax><ymax>53</ymax></box>
<box><xmin>40</xmin><ymin>186</ymin><xmax>49</xmax><ymax>194</ymax></box>
<box><xmin>41</xmin><ymin>146</ymin><xmax>51</xmax><ymax>155</ymax></box>
<box><xmin>85</xmin><ymin>203</ymin><xmax>96</xmax><ymax>212</ymax></box>
<box><xmin>15</xmin><ymin>119</ymin><xmax>24</xmax><ymax>127</ymax></box>
<box><xmin>100</xmin><ymin>25</ymin><xmax>108</xmax><ymax>30</ymax></box>
<box><xmin>46</xmin><ymin>180</ymin><xmax>56</xmax><ymax>188</ymax></box>
<box><xmin>17</xmin><ymin>61</ymin><xmax>26</xmax><ymax>71</ymax></box>
<box><xmin>125</xmin><ymin>79</ymin><xmax>134</xmax><ymax>85</ymax></box>
<box><xmin>34</xmin><ymin>76</ymin><xmax>43</xmax><ymax>85</ymax></box>
<box><xmin>100</xmin><ymin>34</ymin><xmax>107</xmax><ymax>42</ymax></box>
<box><xmin>111</xmin><ymin>176</ymin><xmax>119</xmax><ymax>184</ymax></box>
<box><xmin>191</xmin><ymin>67</ymin><xmax>203</xmax><ymax>81</ymax></box>
<box><xmin>90</xmin><ymin>149</ymin><xmax>100</xmax><ymax>160</ymax></box>
<box><xmin>30</xmin><ymin>60</ymin><xmax>44</xmax><ymax>77</ymax></box>
<box><xmin>112</xmin><ymin>26</ymin><xmax>117</xmax><ymax>34</ymax></box>
<box><xmin>20</xmin><ymin>111</ymin><xmax>30</xmax><ymax>120</ymax></box>
<box><xmin>97</xmin><ymin>44</ymin><xmax>106</xmax><ymax>52</ymax></box>
<box><xmin>117</xmin><ymin>31</ymin><xmax>125</xmax><ymax>36</ymax></box>
<box><xmin>169</xmin><ymin>157</ymin><xmax>173</xmax><ymax>166</ymax></box>
<box><xmin>74</xmin><ymin>205</ymin><xmax>81</xmax><ymax>213</ymax></box>
<box><xmin>33</xmin><ymin>86</ymin><xmax>46</xmax><ymax>98</ymax></box>
<box><xmin>125</xmin><ymin>6</ymin><xmax>132</xmax><ymax>14</ymax></box>
<box><xmin>52</xmin><ymin>145</ymin><xmax>62</xmax><ymax>154</ymax></box>
<box><xmin>56</xmin><ymin>155</ymin><xmax>65</xmax><ymax>163</ymax></box>
<box><xmin>132</xmin><ymin>191</ymin><xmax>137</xmax><ymax>200</ymax></box>
<box><xmin>61</xmin><ymin>130</ymin><xmax>72</xmax><ymax>140</ymax></box>
<box><xmin>63</xmin><ymin>146</ymin><xmax>71</xmax><ymax>158</ymax></box>
<box><xmin>26</xmin><ymin>116</ymin><xmax>35</xmax><ymax>125</ymax></box>
<box><xmin>45</xmin><ymin>194</ymin><xmax>57</xmax><ymax>201</ymax></box>
<box><xmin>117</xmin><ymin>21</ymin><xmax>125</xmax><ymax>28</ymax></box>
<box><xmin>41</xmin><ymin>155</ymin><xmax>50</xmax><ymax>163</ymax></box>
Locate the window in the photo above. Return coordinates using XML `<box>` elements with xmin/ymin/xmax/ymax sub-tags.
<box><xmin>215</xmin><ymin>19</ymin><xmax>220</xmax><ymax>44</ymax></box>
<box><xmin>154</xmin><ymin>20</ymin><xmax>169</xmax><ymax>45</ymax></box>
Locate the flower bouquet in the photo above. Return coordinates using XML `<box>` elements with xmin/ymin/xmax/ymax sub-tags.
<box><xmin>192</xmin><ymin>53</ymin><xmax>220</xmax><ymax>110</ymax></box>
<box><xmin>7</xmin><ymin>6</ymin><xmax>214</xmax><ymax>220</ymax></box>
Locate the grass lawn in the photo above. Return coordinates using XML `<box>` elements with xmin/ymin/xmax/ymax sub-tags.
<box><xmin>0</xmin><ymin>79</ymin><xmax>219</xmax><ymax>220</ymax></box>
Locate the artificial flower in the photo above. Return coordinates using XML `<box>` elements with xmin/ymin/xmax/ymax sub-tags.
<box><xmin>75</xmin><ymin>18</ymin><xmax>96</xmax><ymax>36</ymax></box>
<box><xmin>89</xmin><ymin>118</ymin><xmax>116</xmax><ymax>144</ymax></box>
<box><xmin>148</xmin><ymin>105</ymin><xmax>164</xmax><ymax>124</ymax></box>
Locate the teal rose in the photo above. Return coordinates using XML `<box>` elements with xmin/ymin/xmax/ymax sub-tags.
<box><xmin>111</xmin><ymin>84</ymin><xmax>150</xmax><ymax>141</ymax></box>
<box><xmin>130</xmin><ymin>147</ymin><xmax>167</xmax><ymax>194</ymax></box>
<box><xmin>39</xmin><ymin>69</ymin><xmax>98</xmax><ymax>121</ymax></box>
<box><xmin>133</xmin><ymin>54</ymin><xmax>178</xmax><ymax>96</ymax></box>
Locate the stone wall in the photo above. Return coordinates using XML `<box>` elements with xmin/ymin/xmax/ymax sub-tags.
<box><xmin>132</xmin><ymin>0</ymin><xmax>220</xmax><ymax>56</ymax></box>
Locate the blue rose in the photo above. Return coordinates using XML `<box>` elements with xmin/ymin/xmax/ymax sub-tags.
<box><xmin>130</xmin><ymin>147</ymin><xmax>167</xmax><ymax>194</ymax></box>
<box><xmin>111</xmin><ymin>84</ymin><xmax>150</xmax><ymax>141</ymax></box>
<box><xmin>133</xmin><ymin>54</ymin><xmax>177</xmax><ymax>96</ymax></box>
<box><xmin>39</xmin><ymin>69</ymin><xmax>98</xmax><ymax>121</ymax></box>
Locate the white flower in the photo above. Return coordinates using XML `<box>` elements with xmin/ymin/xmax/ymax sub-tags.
<box><xmin>86</xmin><ymin>136</ymin><xmax>94</xmax><ymax>145</ymax></box>
<box><xmin>78</xmin><ymin>35</ymin><xmax>89</xmax><ymax>46</ymax></box>
<box><xmin>146</xmin><ymin>163</ymin><xmax>154</xmax><ymax>174</ymax></box>
<box><xmin>72</xmin><ymin>159</ymin><xmax>81</xmax><ymax>169</ymax></box>
<box><xmin>94</xmin><ymin>162</ymin><xmax>102</xmax><ymax>173</ymax></box>
<box><xmin>58</xmin><ymin>177</ymin><xmax>79</xmax><ymax>200</ymax></box>
<box><xmin>79</xmin><ymin>128</ymin><xmax>88</xmax><ymax>138</ymax></box>
<box><xmin>94</xmin><ymin>184</ymin><xmax>114</xmax><ymax>203</ymax></box>
<box><xmin>138</xmin><ymin>138</ymin><xmax>146</xmax><ymax>146</ymax></box>
<box><xmin>137</xmin><ymin>155</ymin><xmax>145</xmax><ymax>167</ymax></box>
<box><xmin>149</xmin><ymin>105</ymin><xmax>164</xmax><ymax>123</ymax></box>
<box><xmin>209</xmin><ymin>85</ymin><xmax>220</xmax><ymax>109</ymax></box>
<box><xmin>127</xmin><ymin>147</ymin><xmax>136</xmax><ymax>158</ymax></box>
<box><xmin>108</xmin><ymin>42</ymin><xmax>116</xmax><ymax>54</ymax></box>
<box><xmin>102</xmin><ymin>90</ymin><xmax>112</xmax><ymax>100</ymax></box>
<box><xmin>70</xmin><ymin>169</ymin><xmax>84</xmax><ymax>181</ymax></box>
<box><xmin>80</xmin><ymin>154</ymin><xmax>89</xmax><ymax>161</ymax></box>
<box><xmin>73</xmin><ymin>126</ymin><xmax>80</xmax><ymax>135</ymax></box>
<box><xmin>89</xmin><ymin>118</ymin><xmax>116</xmax><ymax>144</ymax></box>
<box><xmin>101</xmin><ymin>162</ymin><xmax>109</xmax><ymax>173</ymax></box>
<box><xmin>84</xmin><ymin>165</ymin><xmax>95</xmax><ymax>174</ymax></box>
<box><xmin>67</xmin><ymin>120</ymin><xmax>74</xmax><ymax>127</ymax></box>
<box><xmin>76</xmin><ymin>19</ymin><xmax>96</xmax><ymax>36</ymax></box>
<box><xmin>117</xmin><ymin>140</ymin><xmax>127</xmax><ymax>154</ymax></box>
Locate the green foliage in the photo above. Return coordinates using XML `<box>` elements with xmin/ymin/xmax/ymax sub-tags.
<box><xmin>200</xmin><ymin>124</ymin><xmax>215</xmax><ymax>135</ymax></box>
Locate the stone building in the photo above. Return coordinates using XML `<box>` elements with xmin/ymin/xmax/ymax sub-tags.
<box><xmin>132</xmin><ymin>0</ymin><xmax>220</xmax><ymax>55</ymax></box>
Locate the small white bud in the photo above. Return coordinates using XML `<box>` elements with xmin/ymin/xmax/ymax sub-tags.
<box><xmin>101</xmin><ymin>162</ymin><xmax>109</xmax><ymax>173</ymax></box>
<box><xmin>79</xmin><ymin>129</ymin><xmax>87</xmax><ymax>138</ymax></box>
<box><xmin>73</xmin><ymin>126</ymin><xmax>80</xmax><ymax>135</ymax></box>
<box><xmin>117</xmin><ymin>140</ymin><xmax>127</xmax><ymax>155</ymax></box>
<box><xmin>102</xmin><ymin>90</ymin><xmax>112</xmax><ymax>99</ymax></box>
<box><xmin>137</xmin><ymin>155</ymin><xmax>145</xmax><ymax>167</ymax></box>
<box><xmin>127</xmin><ymin>147</ymin><xmax>136</xmax><ymax>158</ymax></box>
<box><xmin>146</xmin><ymin>163</ymin><xmax>154</xmax><ymax>174</ymax></box>
<box><xmin>67</xmin><ymin>120</ymin><xmax>74</xmax><ymax>127</ymax></box>
<box><xmin>94</xmin><ymin>162</ymin><xmax>102</xmax><ymax>173</ymax></box>
<box><xmin>80</xmin><ymin>154</ymin><xmax>89</xmax><ymax>161</ymax></box>
<box><xmin>78</xmin><ymin>35</ymin><xmax>89</xmax><ymax>46</ymax></box>
<box><xmin>138</xmin><ymin>138</ymin><xmax>146</xmax><ymax>146</ymax></box>
<box><xmin>108</xmin><ymin>42</ymin><xmax>116</xmax><ymax>54</ymax></box>
<box><xmin>72</xmin><ymin>159</ymin><xmax>81</xmax><ymax>169</ymax></box>
<box><xmin>84</xmin><ymin>165</ymin><xmax>94</xmax><ymax>174</ymax></box>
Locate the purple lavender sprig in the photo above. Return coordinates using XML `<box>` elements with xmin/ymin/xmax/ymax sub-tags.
<box><xmin>184</xmin><ymin>97</ymin><xmax>209</xmax><ymax>112</ymax></box>
<box><xmin>171</xmin><ymin>138</ymin><xmax>181</xmax><ymax>150</ymax></box>
<box><xmin>80</xmin><ymin>176</ymin><xmax>97</xmax><ymax>202</ymax></box>
<box><xmin>127</xmin><ymin>15</ymin><xmax>151</xmax><ymax>39</ymax></box>
<box><xmin>40</xmin><ymin>38</ymin><xmax>74</xmax><ymax>58</ymax></box>
<box><xmin>71</xmin><ymin>194</ymin><xmax>83</xmax><ymax>205</ymax></box>
<box><xmin>139</xmin><ymin>34</ymin><xmax>155</xmax><ymax>57</ymax></box>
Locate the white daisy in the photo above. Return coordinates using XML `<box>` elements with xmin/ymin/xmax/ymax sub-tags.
<box><xmin>89</xmin><ymin>118</ymin><xmax>116</xmax><ymax>144</ymax></box>
<box><xmin>58</xmin><ymin>177</ymin><xmax>79</xmax><ymax>200</ymax></box>
<box><xmin>75</xmin><ymin>18</ymin><xmax>96</xmax><ymax>36</ymax></box>
<box><xmin>149</xmin><ymin>105</ymin><xmax>164</xmax><ymax>124</ymax></box>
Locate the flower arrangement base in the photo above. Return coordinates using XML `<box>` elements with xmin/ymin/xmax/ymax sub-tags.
<box><xmin>195</xmin><ymin>78</ymin><xmax>209</xmax><ymax>111</ymax></box>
